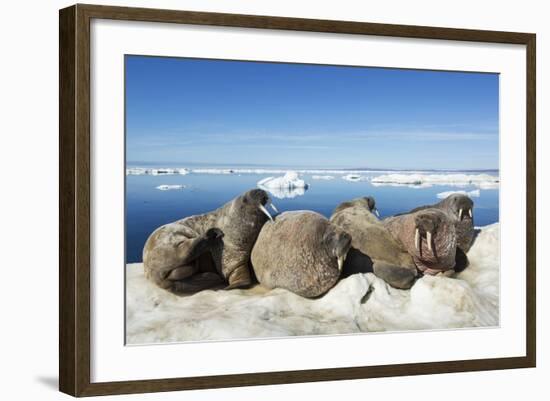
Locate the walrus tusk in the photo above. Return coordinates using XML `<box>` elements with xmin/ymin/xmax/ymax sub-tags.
<box><xmin>469</xmin><ymin>208</ymin><xmax>472</xmax><ymax>218</ymax></box>
<box><xmin>337</xmin><ymin>255</ymin><xmax>345</xmax><ymax>271</ymax></box>
<box><xmin>259</xmin><ymin>204</ymin><xmax>273</xmax><ymax>221</ymax></box>
<box><xmin>427</xmin><ymin>231</ymin><xmax>433</xmax><ymax>252</ymax></box>
<box><xmin>374</xmin><ymin>208</ymin><xmax>380</xmax><ymax>217</ymax></box>
<box><xmin>269</xmin><ymin>202</ymin><xmax>278</xmax><ymax>213</ymax></box>
<box><xmin>458</xmin><ymin>208</ymin><xmax>463</xmax><ymax>220</ymax></box>
<box><xmin>415</xmin><ymin>228</ymin><xmax>420</xmax><ymax>251</ymax></box>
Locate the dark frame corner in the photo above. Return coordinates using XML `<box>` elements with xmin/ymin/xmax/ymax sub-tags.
<box><xmin>59</xmin><ymin>3</ymin><xmax>536</xmax><ymax>397</ymax></box>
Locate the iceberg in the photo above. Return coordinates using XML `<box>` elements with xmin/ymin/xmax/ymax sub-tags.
<box><xmin>156</xmin><ymin>185</ymin><xmax>186</xmax><ymax>191</ymax></box>
<box><xmin>257</xmin><ymin>171</ymin><xmax>309</xmax><ymax>199</ymax></box>
<box><xmin>437</xmin><ymin>189</ymin><xmax>480</xmax><ymax>199</ymax></box>
<box><xmin>126</xmin><ymin>223</ymin><xmax>499</xmax><ymax>344</ymax></box>
<box><xmin>371</xmin><ymin>173</ymin><xmax>499</xmax><ymax>188</ymax></box>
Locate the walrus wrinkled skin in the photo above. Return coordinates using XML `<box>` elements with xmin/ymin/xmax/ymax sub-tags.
<box><xmin>143</xmin><ymin>189</ymin><xmax>277</xmax><ymax>295</ymax></box>
<box><xmin>330</xmin><ymin>198</ymin><xmax>418</xmax><ymax>289</ymax></box>
<box><xmin>251</xmin><ymin>211</ymin><xmax>352</xmax><ymax>298</ymax></box>
<box><xmin>402</xmin><ymin>194</ymin><xmax>475</xmax><ymax>253</ymax></box>
<box><xmin>383</xmin><ymin>208</ymin><xmax>457</xmax><ymax>276</ymax></box>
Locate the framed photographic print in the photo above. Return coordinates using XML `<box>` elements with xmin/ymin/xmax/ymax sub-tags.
<box><xmin>59</xmin><ymin>4</ymin><xmax>536</xmax><ymax>397</ymax></box>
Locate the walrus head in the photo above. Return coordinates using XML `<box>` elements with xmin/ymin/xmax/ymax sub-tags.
<box><xmin>411</xmin><ymin>209</ymin><xmax>457</xmax><ymax>274</ymax></box>
<box><xmin>242</xmin><ymin>189</ymin><xmax>278</xmax><ymax>221</ymax></box>
<box><xmin>441</xmin><ymin>194</ymin><xmax>474</xmax><ymax>222</ymax></box>
<box><xmin>362</xmin><ymin>196</ymin><xmax>380</xmax><ymax>217</ymax></box>
<box><xmin>322</xmin><ymin>227</ymin><xmax>352</xmax><ymax>271</ymax></box>
<box><xmin>333</xmin><ymin>196</ymin><xmax>379</xmax><ymax>217</ymax></box>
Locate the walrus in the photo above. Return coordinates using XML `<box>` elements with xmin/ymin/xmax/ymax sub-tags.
<box><xmin>143</xmin><ymin>189</ymin><xmax>277</xmax><ymax>295</ymax></box>
<box><xmin>399</xmin><ymin>193</ymin><xmax>475</xmax><ymax>253</ymax></box>
<box><xmin>251</xmin><ymin>211</ymin><xmax>352</xmax><ymax>298</ymax></box>
<box><xmin>330</xmin><ymin>198</ymin><xmax>418</xmax><ymax>289</ymax></box>
<box><xmin>394</xmin><ymin>193</ymin><xmax>474</xmax><ymax>272</ymax></box>
<box><xmin>332</xmin><ymin>196</ymin><xmax>380</xmax><ymax>217</ymax></box>
<box><xmin>383</xmin><ymin>208</ymin><xmax>458</xmax><ymax>276</ymax></box>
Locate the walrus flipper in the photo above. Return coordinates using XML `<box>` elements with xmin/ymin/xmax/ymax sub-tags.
<box><xmin>224</xmin><ymin>263</ymin><xmax>252</xmax><ymax>290</ymax></box>
<box><xmin>168</xmin><ymin>272</ymin><xmax>226</xmax><ymax>295</ymax></box>
<box><xmin>372</xmin><ymin>260</ymin><xmax>417</xmax><ymax>290</ymax></box>
<box><xmin>165</xmin><ymin>263</ymin><xmax>198</xmax><ymax>281</ymax></box>
<box><xmin>454</xmin><ymin>247</ymin><xmax>469</xmax><ymax>272</ymax></box>
<box><xmin>176</xmin><ymin>227</ymin><xmax>224</xmax><ymax>265</ymax></box>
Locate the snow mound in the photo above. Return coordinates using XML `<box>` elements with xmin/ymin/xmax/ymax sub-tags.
<box><xmin>156</xmin><ymin>184</ymin><xmax>186</xmax><ymax>191</ymax></box>
<box><xmin>126</xmin><ymin>224</ymin><xmax>499</xmax><ymax>344</ymax></box>
<box><xmin>257</xmin><ymin>171</ymin><xmax>309</xmax><ymax>199</ymax></box>
<box><xmin>436</xmin><ymin>189</ymin><xmax>480</xmax><ymax>199</ymax></box>
<box><xmin>371</xmin><ymin>173</ymin><xmax>499</xmax><ymax>188</ymax></box>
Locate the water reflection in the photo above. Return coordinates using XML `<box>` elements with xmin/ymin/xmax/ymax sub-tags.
<box><xmin>258</xmin><ymin>184</ymin><xmax>308</xmax><ymax>199</ymax></box>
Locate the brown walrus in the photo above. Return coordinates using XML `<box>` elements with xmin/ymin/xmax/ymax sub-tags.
<box><xmin>332</xmin><ymin>196</ymin><xmax>380</xmax><ymax>217</ymax></box>
<box><xmin>251</xmin><ymin>211</ymin><xmax>352</xmax><ymax>298</ymax></box>
<box><xmin>383</xmin><ymin>208</ymin><xmax>458</xmax><ymax>276</ymax></box>
<box><xmin>398</xmin><ymin>193</ymin><xmax>475</xmax><ymax>253</ymax></box>
<box><xmin>330</xmin><ymin>198</ymin><xmax>418</xmax><ymax>289</ymax></box>
<box><xmin>143</xmin><ymin>189</ymin><xmax>277</xmax><ymax>295</ymax></box>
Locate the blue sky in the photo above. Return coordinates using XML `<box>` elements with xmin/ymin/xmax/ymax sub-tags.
<box><xmin>126</xmin><ymin>55</ymin><xmax>499</xmax><ymax>170</ymax></box>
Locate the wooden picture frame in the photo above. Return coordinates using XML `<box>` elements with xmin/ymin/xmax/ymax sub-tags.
<box><xmin>59</xmin><ymin>3</ymin><xmax>536</xmax><ymax>397</ymax></box>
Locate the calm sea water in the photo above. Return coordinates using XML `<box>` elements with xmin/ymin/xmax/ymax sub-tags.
<box><xmin>125</xmin><ymin>171</ymin><xmax>499</xmax><ymax>263</ymax></box>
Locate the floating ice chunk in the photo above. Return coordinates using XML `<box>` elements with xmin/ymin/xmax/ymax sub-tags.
<box><xmin>156</xmin><ymin>184</ymin><xmax>186</xmax><ymax>191</ymax></box>
<box><xmin>371</xmin><ymin>182</ymin><xmax>433</xmax><ymax>189</ymax></box>
<box><xmin>371</xmin><ymin>173</ymin><xmax>499</xmax><ymax>188</ymax></box>
<box><xmin>477</xmin><ymin>181</ymin><xmax>500</xmax><ymax>190</ymax></box>
<box><xmin>342</xmin><ymin>174</ymin><xmax>367</xmax><ymax>182</ymax></box>
<box><xmin>436</xmin><ymin>189</ymin><xmax>481</xmax><ymax>199</ymax></box>
<box><xmin>126</xmin><ymin>167</ymin><xmax>190</xmax><ymax>176</ymax></box>
<box><xmin>126</xmin><ymin>167</ymin><xmax>148</xmax><ymax>175</ymax></box>
<box><xmin>126</xmin><ymin>223</ymin><xmax>499</xmax><ymax>343</ymax></box>
<box><xmin>311</xmin><ymin>175</ymin><xmax>335</xmax><ymax>180</ymax></box>
<box><xmin>258</xmin><ymin>171</ymin><xmax>307</xmax><ymax>188</ymax></box>
<box><xmin>150</xmin><ymin>168</ymin><xmax>189</xmax><ymax>175</ymax></box>
<box><xmin>192</xmin><ymin>168</ymin><xmax>235</xmax><ymax>174</ymax></box>
<box><xmin>257</xmin><ymin>171</ymin><xmax>308</xmax><ymax>199</ymax></box>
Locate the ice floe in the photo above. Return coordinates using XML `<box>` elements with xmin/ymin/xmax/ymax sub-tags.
<box><xmin>126</xmin><ymin>167</ymin><xmax>190</xmax><ymax>176</ymax></box>
<box><xmin>191</xmin><ymin>168</ymin><xmax>235</xmax><ymax>174</ymax></box>
<box><xmin>342</xmin><ymin>174</ymin><xmax>367</xmax><ymax>182</ymax></box>
<box><xmin>436</xmin><ymin>189</ymin><xmax>481</xmax><ymax>199</ymax></box>
<box><xmin>371</xmin><ymin>173</ymin><xmax>499</xmax><ymax>188</ymax></box>
<box><xmin>311</xmin><ymin>175</ymin><xmax>335</xmax><ymax>180</ymax></box>
<box><xmin>156</xmin><ymin>185</ymin><xmax>186</xmax><ymax>191</ymax></box>
<box><xmin>126</xmin><ymin>223</ymin><xmax>499</xmax><ymax>344</ymax></box>
<box><xmin>257</xmin><ymin>171</ymin><xmax>309</xmax><ymax>199</ymax></box>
